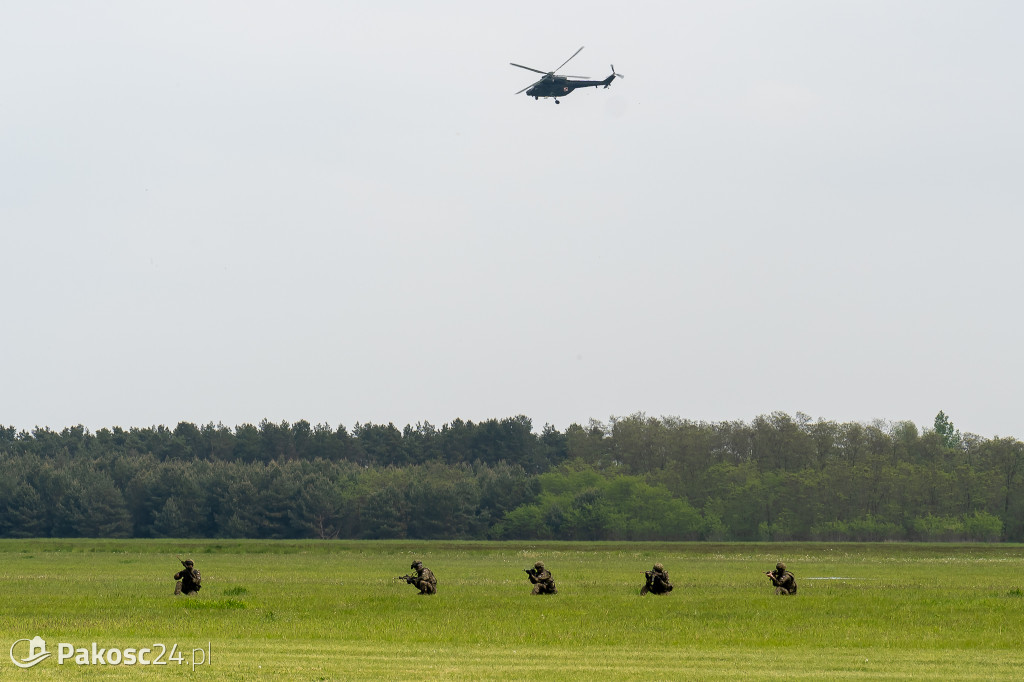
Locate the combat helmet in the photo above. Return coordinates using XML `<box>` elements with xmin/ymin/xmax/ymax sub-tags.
<box><xmin>776</xmin><ymin>562</ymin><xmax>786</xmax><ymax>573</ymax></box>
<box><xmin>411</xmin><ymin>560</ymin><xmax>423</xmax><ymax>570</ymax></box>
<box><xmin>184</xmin><ymin>559</ymin><xmax>194</xmax><ymax>567</ymax></box>
<box><xmin>653</xmin><ymin>563</ymin><xmax>664</xmax><ymax>572</ymax></box>
<box><xmin>534</xmin><ymin>561</ymin><xmax>545</xmax><ymax>570</ymax></box>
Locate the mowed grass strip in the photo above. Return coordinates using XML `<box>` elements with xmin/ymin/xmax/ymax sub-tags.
<box><xmin>1</xmin><ymin>539</ymin><xmax>1023</xmax><ymax>679</ymax></box>
<box><xmin>193</xmin><ymin>642</ymin><xmax>1024</xmax><ymax>681</ymax></box>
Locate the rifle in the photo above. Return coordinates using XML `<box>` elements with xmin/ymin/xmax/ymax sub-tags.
<box><xmin>395</xmin><ymin>574</ymin><xmax>415</xmax><ymax>583</ymax></box>
<box><xmin>176</xmin><ymin>555</ymin><xmax>196</xmax><ymax>578</ymax></box>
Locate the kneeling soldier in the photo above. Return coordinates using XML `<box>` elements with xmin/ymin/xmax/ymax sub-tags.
<box><xmin>641</xmin><ymin>563</ymin><xmax>673</xmax><ymax>595</ymax></box>
<box><xmin>525</xmin><ymin>561</ymin><xmax>557</xmax><ymax>595</ymax></box>
<box><xmin>399</xmin><ymin>560</ymin><xmax>437</xmax><ymax>595</ymax></box>
<box><xmin>174</xmin><ymin>558</ymin><xmax>201</xmax><ymax>596</ymax></box>
<box><xmin>765</xmin><ymin>562</ymin><xmax>797</xmax><ymax>595</ymax></box>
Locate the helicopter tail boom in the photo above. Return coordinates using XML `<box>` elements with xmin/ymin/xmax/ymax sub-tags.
<box><xmin>571</xmin><ymin>67</ymin><xmax>621</xmax><ymax>92</ymax></box>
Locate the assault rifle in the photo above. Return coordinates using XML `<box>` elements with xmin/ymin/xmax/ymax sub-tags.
<box><xmin>176</xmin><ymin>554</ymin><xmax>197</xmax><ymax>580</ymax></box>
<box><xmin>395</xmin><ymin>574</ymin><xmax>415</xmax><ymax>583</ymax></box>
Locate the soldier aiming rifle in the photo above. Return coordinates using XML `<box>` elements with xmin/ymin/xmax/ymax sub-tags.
<box><xmin>174</xmin><ymin>555</ymin><xmax>201</xmax><ymax>596</ymax></box>
<box><xmin>640</xmin><ymin>563</ymin><xmax>672</xmax><ymax>596</ymax></box>
<box><xmin>765</xmin><ymin>562</ymin><xmax>797</xmax><ymax>595</ymax></box>
<box><xmin>524</xmin><ymin>561</ymin><xmax>557</xmax><ymax>595</ymax></box>
<box><xmin>397</xmin><ymin>560</ymin><xmax>436</xmax><ymax>595</ymax></box>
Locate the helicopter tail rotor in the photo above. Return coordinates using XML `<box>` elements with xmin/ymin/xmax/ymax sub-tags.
<box><xmin>604</xmin><ymin>65</ymin><xmax>623</xmax><ymax>88</ymax></box>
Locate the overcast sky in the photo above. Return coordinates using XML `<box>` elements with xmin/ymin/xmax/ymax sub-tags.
<box><xmin>3</xmin><ymin>1</ymin><xmax>1022</xmax><ymax>439</ymax></box>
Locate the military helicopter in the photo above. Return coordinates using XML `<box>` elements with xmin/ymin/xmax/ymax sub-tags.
<box><xmin>511</xmin><ymin>46</ymin><xmax>622</xmax><ymax>103</ymax></box>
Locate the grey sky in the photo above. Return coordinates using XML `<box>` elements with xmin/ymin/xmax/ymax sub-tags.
<box><xmin>3</xmin><ymin>1</ymin><xmax>1022</xmax><ymax>439</ymax></box>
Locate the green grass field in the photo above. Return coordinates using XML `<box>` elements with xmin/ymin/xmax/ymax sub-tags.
<box><xmin>2</xmin><ymin>539</ymin><xmax>1023</xmax><ymax>680</ymax></box>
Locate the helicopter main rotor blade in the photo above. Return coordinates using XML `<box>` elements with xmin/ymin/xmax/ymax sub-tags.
<box><xmin>510</xmin><ymin>62</ymin><xmax>550</xmax><ymax>75</ymax></box>
<box><xmin>515</xmin><ymin>78</ymin><xmax>544</xmax><ymax>95</ymax></box>
<box><xmin>553</xmin><ymin>46</ymin><xmax>584</xmax><ymax>74</ymax></box>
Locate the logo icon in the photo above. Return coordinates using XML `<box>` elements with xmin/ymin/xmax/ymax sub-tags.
<box><xmin>10</xmin><ymin>636</ymin><xmax>52</xmax><ymax>668</ymax></box>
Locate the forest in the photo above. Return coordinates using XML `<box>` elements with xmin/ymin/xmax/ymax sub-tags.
<box><xmin>1</xmin><ymin>412</ymin><xmax>1022</xmax><ymax>542</ymax></box>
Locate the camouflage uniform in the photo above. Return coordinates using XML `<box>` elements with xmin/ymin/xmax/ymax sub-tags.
<box><xmin>527</xmin><ymin>561</ymin><xmax>557</xmax><ymax>595</ymax></box>
<box><xmin>767</xmin><ymin>562</ymin><xmax>797</xmax><ymax>595</ymax></box>
<box><xmin>174</xmin><ymin>559</ymin><xmax>202</xmax><ymax>596</ymax></box>
<box><xmin>408</xmin><ymin>560</ymin><xmax>437</xmax><ymax>595</ymax></box>
<box><xmin>641</xmin><ymin>563</ymin><xmax>673</xmax><ymax>595</ymax></box>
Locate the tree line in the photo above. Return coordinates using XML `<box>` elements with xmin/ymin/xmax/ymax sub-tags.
<box><xmin>1</xmin><ymin>412</ymin><xmax>1022</xmax><ymax>542</ymax></box>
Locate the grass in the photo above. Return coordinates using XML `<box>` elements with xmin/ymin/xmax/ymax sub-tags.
<box><xmin>1</xmin><ymin>539</ymin><xmax>1023</xmax><ymax>679</ymax></box>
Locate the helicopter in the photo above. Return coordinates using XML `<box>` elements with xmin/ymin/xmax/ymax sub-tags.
<box><xmin>511</xmin><ymin>46</ymin><xmax>622</xmax><ymax>103</ymax></box>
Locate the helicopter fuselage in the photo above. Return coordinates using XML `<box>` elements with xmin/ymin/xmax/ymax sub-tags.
<box><xmin>511</xmin><ymin>48</ymin><xmax>620</xmax><ymax>103</ymax></box>
<box><xmin>526</xmin><ymin>73</ymin><xmax>616</xmax><ymax>99</ymax></box>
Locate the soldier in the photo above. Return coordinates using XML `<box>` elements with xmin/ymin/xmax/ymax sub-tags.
<box><xmin>174</xmin><ymin>558</ymin><xmax>201</xmax><ymax>596</ymax></box>
<box><xmin>402</xmin><ymin>560</ymin><xmax>437</xmax><ymax>595</ymax></box>
<box><xmin>765</xmin><ymin>561</ymin><xmax>797</xmax><ymax>595</ymax></box>
<box><xmin>641</xmin><ymin>563</ymin><xmax>673</xmax><ymax>595</ymax></box>
<box><xmin>524</xmin><ymin>561</ymin><xmax>557</xmax><ymax>595</ymax></box>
